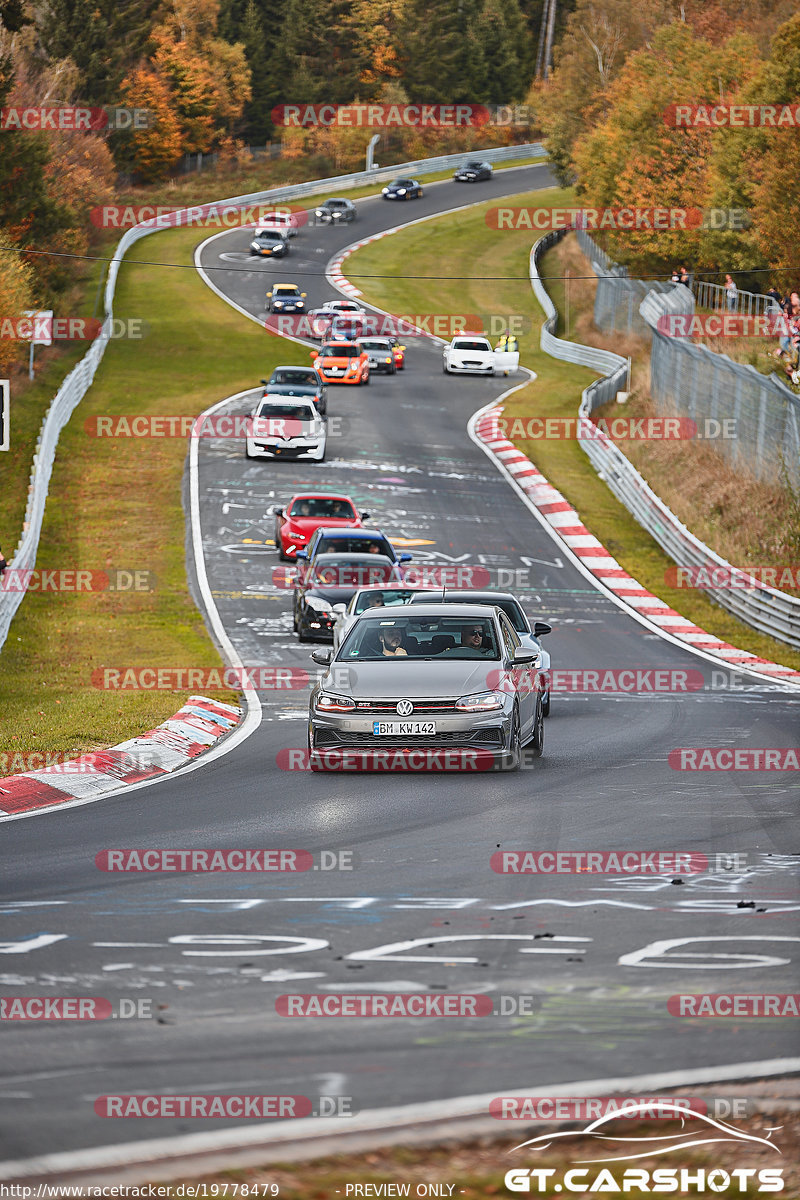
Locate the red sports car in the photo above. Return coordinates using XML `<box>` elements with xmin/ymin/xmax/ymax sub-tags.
<box><xmin>272</xmin><ymin>493</ymin><xmax>370</xmax><ymax>561</ymax></box>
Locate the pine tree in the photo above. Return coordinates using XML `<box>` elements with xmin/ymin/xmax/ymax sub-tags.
<box><xmin>37</xmin><ymin>0</ymin><xmax>160</xmax><ymax>105</ymax></box>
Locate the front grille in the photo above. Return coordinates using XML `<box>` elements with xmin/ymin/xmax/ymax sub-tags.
<box><xmin>315</xmin><ymin>728</ymin><xmax>503</xmax><ymax>749</ymax></box>
<box><xmin>355</xmin><ymin>699</ymin><xmax>458</xmax><ymax>713</ymax></box>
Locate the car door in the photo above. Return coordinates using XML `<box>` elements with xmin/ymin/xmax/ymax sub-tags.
<box><xmin>498</xmin><ymin>613</ymin><xmax>536</xmax><ymax>739</ymax></box>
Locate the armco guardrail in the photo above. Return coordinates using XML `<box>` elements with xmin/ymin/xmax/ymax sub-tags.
<box><xmin>529</xmin><ymin>229</ymin><xmax>800</xmax><ymax>651</ymax></box>
<box><xmin>0</xmin><ymin>142</ymin><xmax>545</xmax><ymax>654</ymax></box>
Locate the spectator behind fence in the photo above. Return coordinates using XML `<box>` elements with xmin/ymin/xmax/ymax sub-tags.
<box><xmin>766</xmin><ymin>284</ymin><xmax>782</xmax><ymax>310</ymax></box>
<box><xmin>679</xmin><ymin>265</ymin><xmax>690</xmax><ymax>287</ymax></box>
<box><xmin>725</xmin><ymin>274</ymin><xmax>738</xmax><ymax>312</ymax></box>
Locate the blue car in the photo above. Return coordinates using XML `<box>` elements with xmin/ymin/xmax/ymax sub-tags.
<box><xmin>382</xmin><ymin>178</ymin><xmax>424</xmax><ymax>200</ymax></box>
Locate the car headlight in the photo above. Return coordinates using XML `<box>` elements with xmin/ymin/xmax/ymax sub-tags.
<box><xmin>397</xmin><ymin>189</ymin><xmax>406</xmax><ymax>195</ymax></box>
<box><xmin>250</xmin><ymin>241</ymin><xmax>259</xmax><ymax>249</ymax></box>
<box><xmin>455</xmin><ymin>691</ymin><xmax>505</xmax><ymax>712</ymax></box>
<box><xmin>316</xmin><ymin>693</ymin><xmax>355</xmax><ymax>712</ymax></box>
<box><xmin>350</xmin><ymin>359</ymin><xmax>360</xmax><ymax>368</ymax></box>
<box><xmin>382</xmin><ymin>188</ymin><xmax>389</xmax><ymax>194</ymax></box>
<box><xmin>306</xmin><ymin>595</ymin><xmax>334</xmax><ymax>614</ymax></box>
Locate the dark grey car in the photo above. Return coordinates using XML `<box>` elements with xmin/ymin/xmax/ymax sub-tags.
<box><xmin>307</xmin><ymin>603</ymin><xmax>544</xmax><ymax>771</ymax></box>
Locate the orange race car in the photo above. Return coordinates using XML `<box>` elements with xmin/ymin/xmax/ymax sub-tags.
<box><xmin>311</xmin><ymin>340</ymin><xmax>370</xmax><ymax>385</ymax></box>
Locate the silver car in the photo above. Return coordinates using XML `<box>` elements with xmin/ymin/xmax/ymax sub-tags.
<box><xmin>308</xmin><ymin>603</ymin><xmax>544</xmax><ymax>771</ymax></box>
<box><xmin>331</xmin><ymin>585</ymin><xmax>435</xmax><ymax>651</ymax></box>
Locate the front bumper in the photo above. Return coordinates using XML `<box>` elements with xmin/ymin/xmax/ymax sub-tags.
<box><xmin>317</xmin><ymin>366</ymin><xmax>365</xmax><ymax>384</ymax></box>
<box><xmin>246</xmin><ymin>438</ymin><xmax>325</xmax><ymax>459</ymax></box>
<box><xmin>444</xmin><ymin>358</ymin><xmax>494</xmax><ymax>374</ymax></box>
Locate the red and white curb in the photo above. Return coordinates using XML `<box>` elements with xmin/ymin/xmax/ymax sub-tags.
<box><xmin>473</xmin><ymin>403</ymin><xmax>800</xmax><ymax>686</ymax></box>
<box><xmin>0</xmin><ymin>696</ymin><xmax>241</xmax><ymax>817</ymax></box>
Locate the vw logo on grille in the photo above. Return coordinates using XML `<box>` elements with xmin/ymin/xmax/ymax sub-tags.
<box><xmin>396</xmin><ymin>699</ymin><xmax>414</xmax><ymax>716</ymax></box>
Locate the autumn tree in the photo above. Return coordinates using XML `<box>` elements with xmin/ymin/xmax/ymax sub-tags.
<box><xmin>115</xmin><ymin>67</ymin><xmax>184</xmax><ymax>180</ymax></box>
<box><xmin>150</xmin><ymin>0</ymin><xmax>252</xmax><ymax>153</ymax></box>
<box><xmin>571</xmin><ymin>22</ymin><xmax>761</xmax><ymax>275</ymax></box>
<box><xmin>0</xmin><ymin>229</ymin><xmax>35</xmax><ymax>375</ymax></box>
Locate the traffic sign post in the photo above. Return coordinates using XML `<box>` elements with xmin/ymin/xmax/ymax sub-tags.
<box><xmin>22</xmin><ymin>310</ymin><xmax>54</xmax><ymax>379</ymax></box>
<box><xmin>0</xmin><ymin>379</ymin><xmax>8</xmax><ymax>450</ymax></box>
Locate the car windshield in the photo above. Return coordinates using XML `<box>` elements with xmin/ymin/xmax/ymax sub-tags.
<box><xmin>319</xmin><ymin>344</ymin><xmax>360</xmax><ymax>357</ymax></box>
<box><xmin>359</xmin><ymin>340</ymin><xmax>391</xmax><ymax>351</ymax></box>
<box><xmin>353</xmin><ymin>589</ymin><xmax>418</xmax><ymax>614</ymax></box>
<box><xmin>465</xmin><ymin>162</ymin><xmax>483</xmax><ymax>169</ymax></box>
<box><xmin>340</xmin><ymin>615</ymin><xmax>499</xmax><ymax>660</ymax></box>
<box><xmin>325</xmin><ymin>200</ymin><xmax>347</xmax><ymax>208</ymax></box>
<box><xmin>257</xmin><ymin>401</ymin><xmax>314</xmax><ymax>420</ymax></box>
<box><xmin>273</xmin><ymin>288</ymin><xmax>298</xmax><ymax>297</ymax></box>
<box><xmin>309</xmin><ymin>560</ymin><xmax>395</xmax><ymax>588</ymax></box>
<box><xmin>289</xmin><ymin>498</ymin><xmax>356</xmax><ymax>519</ymax></box>
<box><xmin>271</xmin><ymin>369</ymin><xmax>317</xmax><ymax>386</ymax></box>
<box><xmin>392</xmin><ymin>180</ymin><xmax>413</xmax><ymax>187</ymax></box>
<box><xmin>317</xmin><ymin>535</ymin><xmax>392</xmax><ymax>557</ymax></box>
<box><xmin>453</xmin><ymin>339</ymin><xmax>490</xmax><ymax>351</ymax></box>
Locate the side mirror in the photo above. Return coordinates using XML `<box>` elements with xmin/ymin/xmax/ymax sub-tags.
<box><xmin>332</xmin><ymin>603</ymin><xmax>346</xmax><ymax>614</ymax></box>
<box><xmin>260</xmin><ymin>379</ymin><xmax>269</xmax><ymax>386</ymax></box>
<box><xmin>399</xmin><ymin>553</ymin><xmax>412</xmax><ymax>563</ymax></box>
<box><xmin>533</xmin><ymin>621</ymin><xmax>552</xmax><ymax>637</ymax></box>
<box><xmin>513</xmin><ymin>647</ymin><xmax>536</xmax><ymax>665</ymax></box>
<box><xmin>266</xmin><ymin>292</ymin><xmax>272</xmax><ymax>299</ymax></box>
<box><xmin>311</xmin><ymin>648</ymin><xmax>332</xmax><ymax>665</ymax></box>
<box><xmin>360</xmin><ymin>512</ymin><xmax>371</xmax><ymax>520</ymax></box>
<box><xmin>310</xmin><ymin>351</ymin><xmax>318</xmax><ymax>360</ymax></box>
<box><xmin>301</xmin><ymin>292</ymin><xmax>307</xmax><ymax>298</ymax></box>
<box><xmin>271</xmin><ymin>505</ymin><xmax>283</xmax><ymax>516</ymax></box>
<box><xmin>296</xmin><ymin>550</ymin><xmax>308</xmax><ymax>560</ymax></box>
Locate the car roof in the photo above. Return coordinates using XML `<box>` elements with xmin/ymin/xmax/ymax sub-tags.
<box><xmin>320</xmin><ymin>342</ymin><xmax>362</xmax><ymax>350</ymax></box>
<box><xmin>314</xmin><ymin>527</ymin><xmax>384</xmax><ymax>537</ymax></box>
<box><xmin>313</xmin><ymin>552</ymin><xmax>393</xmax><ymax>563</ymax></box>
<box><xmin>289</xmin><ymin>492</ymin><xmax>356</xmax><ymax>503</ymax></box>
<box><xmin>272</xmin><ymin>282</ymin><xmax>299</xmax><ymax>289</ymax></box>
<box><xmin>258</xmin><ymin>393</ymin><xmax>316</xmax><ymax>407</ymax></box>
<box><xmin>370</xmin><ymin>602</ymin><xmax>501</xmax><ymax>617</ymax></box>
<box><xmin>411</xmin><ymin>589</ymin><xmax>521</xmax><ymax>603</ymax></box>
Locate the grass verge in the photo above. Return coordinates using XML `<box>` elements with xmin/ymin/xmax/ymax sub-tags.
<box><xmin>345</xmin><ymin>188</ymin><xmax>800</xmax><ymax>671</ymax></box>
<box><xmin>0</xmin><ymin>227</ymin><xmax>311</xmax><ymax>761</ymax></box>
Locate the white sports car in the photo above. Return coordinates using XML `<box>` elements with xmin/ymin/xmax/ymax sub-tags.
<box><xmin>443</xmin><ymin>336</ymin><xmax>496</xmax><ymax>375</ymax></box>
<box><xmin>245</xmin><ymin>396</ymin><xmax>327</xmax><ymax>461</ymax></box>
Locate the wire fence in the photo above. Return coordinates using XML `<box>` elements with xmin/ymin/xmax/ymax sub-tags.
<box><xmin>575</xmin><ymin>229</ymin><xmax>800</xmax><ymax>490</ymax></box>
<box><xmin>530</xmin><ymin>229</ymin><xmax>800</xmax><ymax>651</ymax></box>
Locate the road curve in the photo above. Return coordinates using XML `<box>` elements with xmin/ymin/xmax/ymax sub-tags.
<box><xmin>0</xmin><ymin>163</ymin><xmax>798</xmax><ymax>1165</ymax></box>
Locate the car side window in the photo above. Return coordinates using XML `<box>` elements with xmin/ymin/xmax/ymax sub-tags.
<box><xmin>498</xmin><ymin>614</ymin><xmax>518</xmax><ymax>660</ymax></box>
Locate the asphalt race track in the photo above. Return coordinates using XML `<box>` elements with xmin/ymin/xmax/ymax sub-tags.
<box><xmin>1</xmin><ymin>163</ymin><xmax>798</xmax><ymax>1163</ymax></box>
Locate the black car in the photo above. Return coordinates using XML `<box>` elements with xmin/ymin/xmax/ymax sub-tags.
<box><xmin>299</xmin><ymin>527</ymin><xmax>412</xmax><ymax>567</ymax></box>
<box><xmin>293</xmin><ymin>553</ymin><xmax>403</xmax><ymax>641</ymax></box>
<box><xmin>454</xmin><ymin>160</ymin><xmax>493</xmax><ymax>182</ymax></box>
<box><xmin>314</xmin><ymin>198</ymin><xmax>357</xmax><ymax>224</ymax></box>
<box><xmin>262</xmin><ymin>367</ymin><xmax>327</xmax><ymax>415</ymax></box>
<box><xmin>250</xmin><ymin>229</ymin><xmax>289</xmax><ymax>257</ymax></box>
<box><xmin>382</xmin><ymin>178</ymin><xmax>424</xmax><ymax>200</ymax></box>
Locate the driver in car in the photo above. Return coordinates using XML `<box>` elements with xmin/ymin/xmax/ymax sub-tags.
<box><xmin>444</xmin><ymin>624</ymin><xmax>493</xmax><ymax>656</ymax></box>
<box><xmin>378</xmin><ymin>627</ymin><xmax>407</xmax><ymax>656</ymax></box>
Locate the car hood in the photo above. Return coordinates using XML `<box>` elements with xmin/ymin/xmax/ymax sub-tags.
<box><xmin>287</xmin><ymin>517</ymin><xmax>358</xmax><ymax>532</ymax></box>
<box><xmin>268</xmin><ymin>384</ymin><xmax>320</xmax><ymax>397</ymax></box>
<box><xmin>327</xmin><ymin>658</ymin><xmax>501</xmax><ymax>699</ymax></box>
